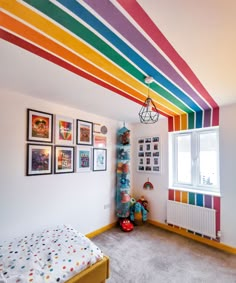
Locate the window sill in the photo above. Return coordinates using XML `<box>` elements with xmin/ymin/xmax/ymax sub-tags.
<box><xmin>169</xmin><ymin>186</ymin><xmax>221</xmax><ymax>197</ymax></box>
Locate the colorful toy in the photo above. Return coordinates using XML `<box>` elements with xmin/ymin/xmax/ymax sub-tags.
<box><xmin>119</xmin><ymin>218</ymin><xmax>134</xmax><ymax>232</ymax></box>
<box><xmin>118</xmin><ymin>148</ymin><xmax>130</xmax><ymax>160</ymax></box>
<box><xmin>120</xmin><ymin>129</ymin><xmax>130</xmax><ymax>145</ymax></box>
<box><xmin>130</xmin><ymin>196</ymin><xmax>149</xmax><ymax>225</ymax></box>
<box><xmin>117</xmin><ymin>162</ymin><xmax>129</xmax><ymax>174</ymax></box>
<box><xmin>121</xmin><ymin>192</ymin><xmax>131</xmax><ymax>203</ymax></box>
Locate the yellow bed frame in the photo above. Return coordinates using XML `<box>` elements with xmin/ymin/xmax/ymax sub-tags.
<box><xmin>65</xmin><ymin>255</ymin><xmax>109</xmax><ymax>283</ymax></box>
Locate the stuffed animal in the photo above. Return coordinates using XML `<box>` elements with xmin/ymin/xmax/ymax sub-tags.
<box><xmin>119</xmin><ymin>129</ymin><xmax>130</xmax><ymax>145</ymax></box>
<box><xmin>117</xmin><ymin>162</ymin><xmax>129</xmax><ymax>174</ymax></box>
<box><xmin>120</xmin><ymin>174</ymin><xmax>130</xmax><ymax>188</ymax></box>
<box><xmin>130</xmin><ymin>196</ymin><xmax>149</xmax><ymax>225</ymax></box>
<box><xmin>121</xmin><ymin>192</ymin><xmax>131</xmax><ymax>203</ymax></box>
<box><xmin>137</xmin><ymin>196</ymin><xmax>149</xmax><ymax>212</ymax></box>
<box><xmin>118</xmin><ymin>148</ymin><xmax>130</xmax><ymax>160</ymax></box>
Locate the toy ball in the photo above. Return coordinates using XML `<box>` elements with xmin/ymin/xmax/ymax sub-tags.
<box><xmin>130</xmin><ymin>197</ymin><xmax>136</xmax><ymax>205</ymax></box>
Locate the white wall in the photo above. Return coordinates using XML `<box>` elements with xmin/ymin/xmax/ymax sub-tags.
<box><xmin>219</xmin><ymin>103</ymin><xmax>236</xmax><ymax>247</ymax></box>
<box><xmin>0</xmin><ymin>90</ymin><xmax>121</xmax><ymax>241</ymax></box>
<box><xmin>132</xmin><ymin>106</ymin><xmax>236</xmax><ymax>248</ymax></box>
<box><xmin>1</xmin><ymin>89</ymin><xmax>236</xmax><ymax>248</ymax></box>
<box><xmin>131</xmin><ymin>118</ymin><xmax>169</xmax><ymax>223</ymax></box>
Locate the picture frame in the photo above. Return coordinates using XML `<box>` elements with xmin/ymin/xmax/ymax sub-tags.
<box><xmin>76</xmin><ymin>146</ymin><xmax>92</xmax><ymax>172</ymax></box>
<box><xmin>76</xmin><ymin>119</ymin><xmax>93</xmax><ymax>146</ymax></box>
<box><xmin>26</xmin><ymin>143</ymin><xmax>53</xmax><ymax>176</ymax></box>
<box><xmin>93</xmin><ymin>134</ymin><xmax>107</xmax><ymax>148</ymax></box>
<box><xmin>54</xmin><ymin>146</ymin><xmax>74</xmax><ymax>174</ymax></box>
<box><xmin>93</xmin><ymin>148</ymin><xmax>107</xmax><ymax>171</ymax></box>
<box><xmin>27</xmin><ymin>109</ymin><xmax>53</xmax><ymax>143</ymax></box>
<box><xmin>54</xmin><ymin>115</ymin><xmax>74</xmax><ymax>145</ymax></box>
<box><xmin>137</xmin><ymin>136</ymin><xmax>161</xmax><ymax>173</ymax></box>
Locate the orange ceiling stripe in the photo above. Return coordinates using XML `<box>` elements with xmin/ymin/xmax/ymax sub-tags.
<box><xmin>1</xmin><ymin>0</ymin><xmax>185</xmax><ymax>117</ymax></box>
<box><xmin>174</xmin><ymin>115</ymin><xmax>181</xmax><ymax>132</ymax></box>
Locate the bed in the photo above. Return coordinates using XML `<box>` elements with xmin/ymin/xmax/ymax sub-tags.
<box><xmin>0</xmin><ymin>225</ymin><xmax>109</xmax><ymax>283</ymax></box>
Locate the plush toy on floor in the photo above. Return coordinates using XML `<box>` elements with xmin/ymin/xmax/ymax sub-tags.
<box><xmin>130</xmin><ymin>196</ymin><xmax>149</xmax><ymax>225</ymax></box>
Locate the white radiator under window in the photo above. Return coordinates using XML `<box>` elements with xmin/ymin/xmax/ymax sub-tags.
<box><xmin>167</xmin><ymin>200</ymin><xmax>216</xmax><ymax>238</ymax></box>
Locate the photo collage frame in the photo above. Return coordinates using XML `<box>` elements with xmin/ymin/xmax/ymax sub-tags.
<box><xmin>137</xmin><ymin>136</ymin><xmax>161</xmax><ymax>173</ymax></box>
<box><xmin>26</xmin><ymin>109</ymin><xmax>107</xmax><ymax>176</ymax></box>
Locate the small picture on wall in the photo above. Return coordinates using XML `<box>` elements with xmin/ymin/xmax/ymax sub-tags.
<box><xmin>76</xmin><ymin>119</ymin><xmax>93</xmax><ymax>146</ymax></box>
<box><xmin>76</xmin><ymin>146</ymin><xmax>91</xmax><ymax>172</ymax></box>
<box><xmin>27</xmin><ymin>143</ymin><xmax>53</xmax><ymax>176</ymax></box>
<box><xmin>138</xmin><ymin>152</ymin><xmax>144</xmax><ymax>157</ymax></box>
<box><xmin>93</xmin><ymin>134</ymin><xmax>107</xmax><ymax>148</ymax></box>
<box><xmin>139</xmin><ymin>144</ymin><xmax>144</xmax><ymax>151</ymax></box>
<box><xmin>55</xmin><ymin>115</ymin><xmax>74</xmax><ymax>145</ymax></box>
<box><xmin>138</xmin><ymin>138</ymin><xmax>144</xmax><ymax>144</ymax></box>
<box><xmin>153</xmin><ymin>166</ymin><xmax>160</xmax><ymax>172</ymax></box>
<box><xmin>93</xmin><ymin>148</ymin><xmax>107</xmax><ymax>171</ymax></box>
<box><xmin>27</xmin><ymin>109</ymin><xmax>53</xmax><ymax>143</ymax></box>
<box><xmin>54</xmin><ymin>146</ymin><xmax>74</xmax><ymax>174</ymax></box>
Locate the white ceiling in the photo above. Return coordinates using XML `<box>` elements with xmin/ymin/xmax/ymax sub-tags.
<box><xmin>1</xmin><ymin>0</ymin><xmax>236</xmax><ymax>123</ymax></box>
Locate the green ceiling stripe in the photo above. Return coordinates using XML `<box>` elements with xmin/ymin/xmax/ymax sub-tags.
<box><xmin>188</xmin><ymin>112</ymin><xmax>195</xmax><ymax>129</ymax></box>
<box><xmin>22</xmin><ymin>0</ymin><xmax>193</xmax><ymax>115</ymax></box>
<box><xmin>152</xmin><ymin>84</ymin><xmax>191</xmax><ymax>114</ymax></box>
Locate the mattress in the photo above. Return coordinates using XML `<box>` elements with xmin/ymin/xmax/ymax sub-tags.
<box><xmin>0</xmin><ymin>225</ymin><xmax>104</xmax><ymax>283</ymax></box>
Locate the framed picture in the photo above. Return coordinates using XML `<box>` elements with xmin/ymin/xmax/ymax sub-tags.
<box><xmin>76</xmin><ymin>119</ymin><xmax>93</xmax><ymax>146</ymax></box>
<box><xmin>93</xmin><ymin>134</ymin><xmax>107</xmax><ymax>148</ymax></box>
<box><xmin>54</xmin><ymin>115</ymin><xmax>74</xmax><ymax>145</ymax></box>
<box><xmin>137</xmin><ymin>136</ymin><xmax>161</xmax><ymax>173</ymax></box>
<box><xmin>76</xmin><ymin>146</ymin><xmax>92</xmax><ymax>172</ymax></box>
<box><xmin>54</xmin><ymin>146</ymin><xmax>74</xmax><ymax>174</ymax></box>
<box><xmin>27</xmin><ymin>109</ymin><xmax>53</xmax><ymax>143</ymax></box>
<box><xmin>26</xmin><ymin>143</ymin><xmax>53</xmax><ymax>176</ymax></box>
<box><xmin>93</xmin><ymin>148</ymin><xmax>107</xmax><ymax>171</ymax></box>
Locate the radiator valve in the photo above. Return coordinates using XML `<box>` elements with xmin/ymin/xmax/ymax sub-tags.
<box><xmin>217</xmin><ymin>230</ymin><xmax>222</xmax><ymax>238</ymax></box>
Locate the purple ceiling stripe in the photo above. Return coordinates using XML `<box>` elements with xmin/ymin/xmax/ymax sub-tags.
<box><xmin>204</xmin><ymin>109</ymin><xmax>211</xmax><ymax>127</ymax></box>
<box><xmin>84</xmin><ymin>0</ymin><xmax>209</xmax><ymax>110</ymax></box>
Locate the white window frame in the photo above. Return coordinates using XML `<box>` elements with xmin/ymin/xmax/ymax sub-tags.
<box><xmin>169</xmin><ymin>126</ymin><xmax>220</xmax><ymax>195</ymax></box>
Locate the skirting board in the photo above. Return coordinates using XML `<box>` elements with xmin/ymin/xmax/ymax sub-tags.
<box><xmin>148</xmin><ymin>219</ymin><xmax>236</xmax><ymax>255</ymax></box>
<box><xmin>86</xmin><ymin>222</ymin><xmax>117</xmax><ymax>239</ymax></box>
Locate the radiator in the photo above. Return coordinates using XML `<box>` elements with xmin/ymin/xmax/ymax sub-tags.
<box><xmin>167</xmin><ymin>200</ymin><xmax>216</xmax><ymax>238</ymax></box>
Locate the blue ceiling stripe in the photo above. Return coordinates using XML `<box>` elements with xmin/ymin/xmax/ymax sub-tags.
<box><xmin>56</xmin><ymin>0</ymin><xmax>201</xmax><ymax>112</ymax></box>
<box><xmin>196</xmin><ymin>111</ymin><xmax>203</xmax><ymax>128</ymax></box>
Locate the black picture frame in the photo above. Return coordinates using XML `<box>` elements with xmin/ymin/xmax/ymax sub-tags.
<box><xmin>26</xmin><ymin>143</ymin><xmax>53</xmax><ymax>176</ymax></box>
<box><xmin>76</xmin><ymin>119</ymin><xmax>93</xmax><ymax>146</ymax></box>
<box><xmin>54</xmin><ymin>146</ymin><xmax>75</xmax><ymax>174</ymax></box>
<box><xmin>27</xmin><ymin>109</ymin><xmax>53</xmax><ymax>143</ymax></box>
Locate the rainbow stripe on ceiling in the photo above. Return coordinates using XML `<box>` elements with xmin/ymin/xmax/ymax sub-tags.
<box><xmin>0</xmin><ymin>0</ymin><xmax>219</xmax><ymax>131</ymax></box>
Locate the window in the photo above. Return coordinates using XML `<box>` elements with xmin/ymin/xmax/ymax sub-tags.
<box><xmin>169</xmin><ymin>127</ymin><xmax>219</xmax><ymax>194</ymax></box>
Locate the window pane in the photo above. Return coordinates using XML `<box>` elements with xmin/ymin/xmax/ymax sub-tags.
<box><xmin>199</xmin><ymin>132</ymin><xmax>217</xmax><ymax>186</ymax></box>
<box><xmin>177</xmin><ymin>134</ymin><xmax>191</xmax><ymax>184</ymax></box>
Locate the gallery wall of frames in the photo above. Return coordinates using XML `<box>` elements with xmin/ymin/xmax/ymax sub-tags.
<box><xmin>26</xmin><ymin>109</ymin><xmax>107</xmax><ymax>176</ymax></box>
<box><xmin>137</xmin><ymin>136</ymin><xmax>161</xmax><ymax>173</ymax></box>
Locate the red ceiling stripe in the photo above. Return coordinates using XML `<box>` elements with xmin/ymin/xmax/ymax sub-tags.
<box><xmin>117</xmin><ymin>0</ymin><xmax>219</xmax><ymax>110</ymax></box>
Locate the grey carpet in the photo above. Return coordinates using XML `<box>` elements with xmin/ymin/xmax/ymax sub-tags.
<box><xmin>92</xmin><ymin>223</ymin><xmax>236</xmax><ymax>283</ymax></box>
